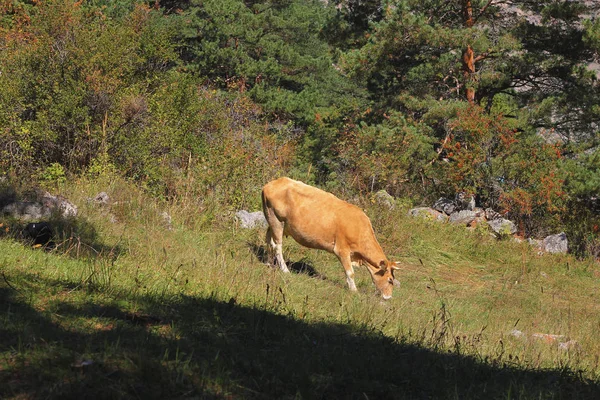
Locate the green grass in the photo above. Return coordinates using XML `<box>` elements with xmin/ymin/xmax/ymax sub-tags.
<box><xmin>1</xmin><ymin>178</ymin><xmax>600</xmax><ymax>399</ymax></box>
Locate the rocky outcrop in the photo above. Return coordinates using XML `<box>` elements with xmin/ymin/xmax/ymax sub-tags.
<box><xmin>374</xmin><ymin>190</ymin><xmax>396</xmax><ymax>209</ymax></box>
<box><xmin>455</xmin><ymin>192</ymin><xmax>476</xmax><ymax>211</ymax></box>
<box><xmin>2</xmin><ymin>191</ymin><xmax>77</xmax><ymax>220</ymax></box>
<box><xmin>433</xmin><ymin>197</ymin><xmax>456</xmax><ymax>215</ymax></box>
<box><xmin>449</xmin><ymin>210</ymin><xmax>478</xmax><ymax>226</ymax></box>
<box><xmin>543</xmin><ymin>232</ymin><xmax>568</xmax><ymax>254</ymax></box>
<box><xmin>2</xmin><ymin>202</ymin><xmax>50</xmax><ymax>221</ymax></box>
<box><xmin>407</xmin><ymin>191</ymin><xmax>569</xmax><ymax>254</ymax></box>
<box><xmin>236</xmin><ymin>210</ymin><xmax>267</xmax><ymax>229</ymax></box>
<box><xmin>41</xmin><ymin>192</ymin><xmax>78</xmax><ymax>218</ymax></box>
<box><xmin>407</xmin><ymin>207</ymin><xmax>448</xmax><ymax>222</ymax></box>
<box><xmin>487</xmin><ymin>218</ymin><xmax>517</xmax><ymax>236</ymax></box>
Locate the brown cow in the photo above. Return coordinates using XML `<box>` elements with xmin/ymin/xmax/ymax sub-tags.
<box><xmin>261</xmin><ymin>177</ymin><xmax>400</xmax><ymax>299</ymax></box>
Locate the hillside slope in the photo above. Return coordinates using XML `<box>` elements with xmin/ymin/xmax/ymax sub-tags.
<box><xmin>1</xmin><ymin>178</ymin><xmax>599</xmax><ymax>399</ymax></box>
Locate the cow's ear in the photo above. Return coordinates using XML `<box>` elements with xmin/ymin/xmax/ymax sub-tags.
<box><xmin>379</xmin><ymin>260</ymin><xmax>387</xmax><ymax>271</ymax></box>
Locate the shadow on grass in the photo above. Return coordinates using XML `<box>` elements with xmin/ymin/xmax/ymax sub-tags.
<box><xmin>248</xmin><ymin>243</ymin><xmax>324</xmax><ymax>279</ymax></box>
<box><xmin>0</xmin><ymin>183</ymin><xmax>123</xmax><ymax>260</ymax></box>
<box><xmin>1</xmin><ymin>272</ymin><xmax>599</xmax><ymax>399</ymax></box>
<box><xmin>0</xmin><ymin>215</ymin><xmax>124</xmax><ymax>260</ymax></box>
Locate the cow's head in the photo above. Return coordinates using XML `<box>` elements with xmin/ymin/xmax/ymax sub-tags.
<box><xmin>372</xmin><ymin>260</ymin><xmax>401</xmax><ymax>300</ymax></box>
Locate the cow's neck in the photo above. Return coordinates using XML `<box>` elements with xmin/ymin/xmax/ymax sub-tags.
<box><xmin>357</xmin><ymin>241</ymin><xmax>388</xmax><ymax>272</ymax></box>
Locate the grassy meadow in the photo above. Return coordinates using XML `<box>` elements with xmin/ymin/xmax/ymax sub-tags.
<box><xmin>1</xmin><ymin>177</ymin><xmax>600</xmax><ymax>399</ymax></box>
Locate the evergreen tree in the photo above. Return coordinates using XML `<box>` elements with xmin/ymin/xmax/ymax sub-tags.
<box><xmin>334</xmin><ymin>0</ymin><xmax>600</xmax><ymax>239</ymax></box>
<box><xmin>174</xmin><ymin>0</ymin><xmax>365</xmax><ymax>125</ymax></box>
<box><xmin>340</xmin><ymin>1</ymin><xmax>600</xmax><ymax>139</ymax></box>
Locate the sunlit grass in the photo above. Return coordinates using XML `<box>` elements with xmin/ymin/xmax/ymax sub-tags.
<box><xmin>1</xmin><ymin>177</ymin><xmax>599</xmax><ymax>398</ymax></box>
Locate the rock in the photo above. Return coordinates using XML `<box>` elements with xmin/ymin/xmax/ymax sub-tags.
<box><xmin>485</xmin><ymin>208</ymin><xmax>502</xmax><ymax>220</ymax></box>
<box><xmin>455</xmin><ymin>192</ymin><xmax>476</xmax><ymax>211</ymax></box>
<box><xmin>2</xmin><ymin>191</ymin><xmax>77</xmax><ymax>220</ymax></box>
<box><xmin>407</xmin><ymin>207</ymin><xmax>448</xmax><ymax>222</ymax></box>
<box><xmin>374</xmin><ymin>190</ymin><xmax>395</xmax><ymax>209</ymax></box>
<box><xmin>487</xmin><ymin>218</ymin><xmax>517</xmax><ymax>236</ymax></box>
<box><xmin>92</xmin><ymin>192</ymin><xmax>110</xmax><ymax>205</ymax></box>
<box><xmin>532</xmin><ymin>333</ymin><xmax>566</xmax><ymax>343</ymax></box>
<box><xmin>41</xmin><ymin>192</ymin><xmax>78</xmax><ymax>218</ymax></box>
<box><xmin>512</xmin><ymin>330</ymin><xmax>577</xmax><ymax>350</ymax></box>
<box><xmin>236</xmin><ymin>210</ymin><xmax>267</xmax><ymax>229</ymax></box>
<box><xmin>472</xmin><ymin>207</ymin><xmax>485</xmax><ymax>217</ymax></box>
<box><xmin>528</xmin><ymin>238</ymin><xmax>543</xmax><ymax>249</ymax></box>
<box><xmin>449</xmin><ymin>210</ymin><xmax>477</xmax><ymax>225</ymax></box>
<box><xmin>509</xmin><ymin>329</ymin><xmax>525</xmax><ymax>338</ymax></box>
<box><xmin>467</xmin><ymin>215</ymin><xmax>487</xmax><ymax>228</ymax></box>
<box><xmin>432</xmin><ymin>197</ymin><xmax>456</xmax><ymax>215</ymax></box>
<box><xmin>2</xmin><ymin>202</ymin><xmax>50</xmax><ymax>220</ymax></box>
<box><xmin>161</xmin><ymin>211</ymin><xmax>173</xmax><ymax>230</ymax></box>
<box><xmin>543</xmin><ymin>232</ymin><xmax>568</xmax><ymax>254</ymax></box>
<box><xmin>558</xmin><ymin>340</ymin><xmax>579</xmax><ymax>351</ymax></box>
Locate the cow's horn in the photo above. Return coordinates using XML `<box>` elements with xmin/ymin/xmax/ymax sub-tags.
<box><xmin>392</xmin><ymin>262</ymin><xmax>401</xmax><ymax>270</ymax></box>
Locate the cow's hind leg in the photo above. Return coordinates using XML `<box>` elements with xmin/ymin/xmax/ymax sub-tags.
<box><xmin>266</xmin><ymin>224</ymin><xmax>290</xmax><ymax>273</ymax></box>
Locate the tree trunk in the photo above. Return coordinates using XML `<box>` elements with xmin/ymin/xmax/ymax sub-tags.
<box><xmin>462</xmin><ymin>0</ymin><xmax>476</xmax><ymax>104</ymax></box>
<box><xmin>462</xmin><ymin>44</ymin><xmax>476</xmax><ymax>104</ymax></box>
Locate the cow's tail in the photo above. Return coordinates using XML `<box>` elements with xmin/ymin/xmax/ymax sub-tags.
<box><xmin>261</xmin><ymin>187</ymin><xmax>274</xmax><ymax>264</ymax></box>
<box><xmin>261</xmin><ymin>187</ymin><xmax>269</xmax><ymax>219</ymax></box>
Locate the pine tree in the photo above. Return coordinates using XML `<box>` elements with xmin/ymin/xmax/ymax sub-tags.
<box><xmin>175</xmin><ymin>0</ymin><xmax>365</xmax><ymax>125</ymax></box>
<box><xmin>333</xmin><ymin>0</ymin><xmax>600</xmax><ymax>239</ymax></box>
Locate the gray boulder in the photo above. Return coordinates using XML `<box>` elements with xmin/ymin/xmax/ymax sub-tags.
<box><xmin>374</xmin><ymin>190</ymin><xmax>395</xmax><ymax>209</ymax></box>
<box><xmin>455</xmin><ymin>192</ymin><xmax>476</xmax><ymax>211</ymax></box>
<box><xmin>543</xmin><ymin>232</ymin><xmax>568</xmax><ymax>254</ymax></box>
<box><xmin>472</xmin><ymin>207</ymin><xmax>485</xmax><ymax>217</ymax></box>
<box><xmin>2</xmin><ymin>192</ymin><xmax>77</xmax><ymax>220</ymax></box>
<box><xmin>485</xmin><ymin>208</ymin><xmax>502</xmax><ymax>221</ymax></box>
<box><xmin>41</xmin><ymin>192</ymin><xmax>78</xmax><ymax>218</ymax></box>
<box><xmin>407</xmin><ymin>207</ymin><xmax>448</xmax><ymax>222</ymax></box>
<box><xmin>2</xmin><ymin>202</ymin><xmax>50</xmax><ymax>221</ymax></box>
<box><xmin>92</xmin><ymin>192</ymin><xmax>110</xmax><ymax>205</ymax></box>
<box><xmin>161</xmin><ymin>211</ymin><xmax>173</xmax><ymax>230</ymax></box>
<box><xmin>236</xmin><ymin>210</ymin><xmax>267</xmax><ymax>229</ymax></box>
<box><xmin>487</xmin><ymin>218</ymin><xmax>517</xmax><ymax>236</ymax></box>
<box><xmin>432</xmin><ymin>197</ymin><xmax>456</xmax><ymax>215</ymax></box>
<box><xmin>449</xmin><ymin>210</ymin><xmax>478</xmax><ymax>225</ymax></box>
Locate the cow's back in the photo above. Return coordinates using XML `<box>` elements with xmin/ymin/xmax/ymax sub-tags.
<box><xmin>262</xmin><ymin>177</ymin><xmax>372</xmax><ymax>252</ymax></box>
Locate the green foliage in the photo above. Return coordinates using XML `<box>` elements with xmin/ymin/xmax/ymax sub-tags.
<box><xmin>336</xmin><ymin>111</ymin><xmax>436</xmax><ymax>197</ymax></box>
<box><xmin>0</xmin><ymin>0</ymin><xmax>178</xmax><ymax>177</ymax></box>
<box><xmin>39</xmin><ymin>162</ymin><xmax>67</xmax><ymax>185</ymax></box>
<box><xmin>322</xmin><ymin>0</ymin><xmax>384</xmax><ymax>50</ymax></box>
<box><xmin>562</xmin><ymin>148</ymin><xmax>600</xmax><ymax>257</ymax></box>
<box><xmin>176</xmin><ymin>0</ymin><xmax>365</xmax><ymax>125</ymax></box>
<box><xmin>329</xmin><ymin>0</ymin><xmax>600</xmax><ymax>248</ymax></box>
<box><xmin>584</xmin><ymin>18</ymin><xmax>600</xmax><ymax>51</ymax></box>
<box><xmin>1</xmin><ymin>0</ymin><xmax>600</xmax><ymax>255</ymax></box>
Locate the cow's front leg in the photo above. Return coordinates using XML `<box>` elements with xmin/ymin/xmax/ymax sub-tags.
<box><xmin>337</xmin><ymin>252</ymin><xmax>357</xmax><ymax>291</ymax></box>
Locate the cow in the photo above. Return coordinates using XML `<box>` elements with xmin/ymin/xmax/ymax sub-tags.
<box><xmin>261</xmin><ymin>177</ymin><xmax>400</xmax><ymax>299</ymax></box>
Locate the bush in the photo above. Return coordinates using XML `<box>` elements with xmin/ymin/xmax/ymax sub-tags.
<box><xmin>0</xmin><ymin>1</ymin><xmax>178</xmax><ymax>178</ymax></box>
